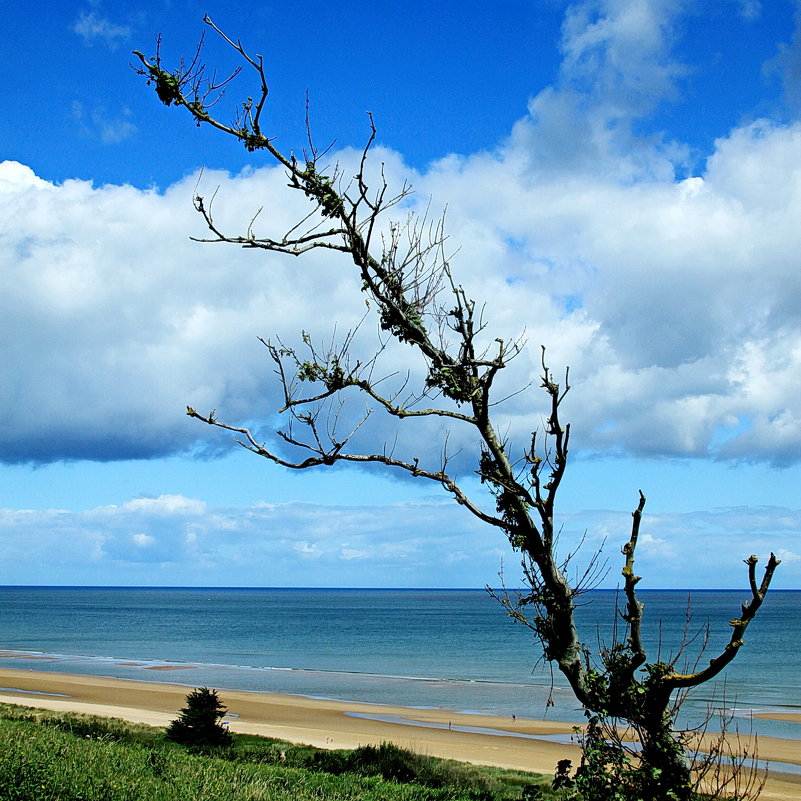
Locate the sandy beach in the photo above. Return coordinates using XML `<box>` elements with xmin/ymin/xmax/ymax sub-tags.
<box><xmin>0</xmin><ymin>666</ymin><xmax>799</xmax><ymax>800</ymax></box>
<box><xmin>755</xmin><ymin>712</ymin><xmax>801</xmax><ymax>723</ymax></box>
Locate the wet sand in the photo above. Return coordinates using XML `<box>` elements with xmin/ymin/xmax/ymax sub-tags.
<box><xmin>754</xmin><ymin>711</ymin><xmax>801</xmax><ymax>723</ymax></box>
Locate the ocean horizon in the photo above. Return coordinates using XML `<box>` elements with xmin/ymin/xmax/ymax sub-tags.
<box><xmin>7</xmin><ymin>585</ymin><xmax>797</xmax><ymax>590</ymax></box>
<box><xmin>1</xmin><ymin>586</ymin><xmax>799</xmax><ymax>742</ymax></box>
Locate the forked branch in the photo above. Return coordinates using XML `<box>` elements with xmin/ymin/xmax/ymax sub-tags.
<box><xmin>663</xmin><ymin>552</ymin><xmax>781</xmax><ymax>689</ymax></box>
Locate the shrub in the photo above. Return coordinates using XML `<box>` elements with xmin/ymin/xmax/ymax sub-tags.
<box><xmin>165</xmin><ymin>687</ymin><xmax>232</xmax><ymax>748</ymax></box>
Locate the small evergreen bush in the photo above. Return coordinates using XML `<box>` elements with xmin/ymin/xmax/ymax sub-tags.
<box><xmin>166</xmin><ymin>687</ymin><xmax>232</xmax><ymax>748</ymax></box>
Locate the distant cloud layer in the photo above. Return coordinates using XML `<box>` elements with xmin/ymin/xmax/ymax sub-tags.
<box><xmin>2</xmin><ymin>0</ymin><xmax>800</xmax><ymax>471</ymax></box>
<box><xmin>0</xmin><ymin>494</ymin><xmax>495</xmax><ymax>586</ymax></box>
<box><xmin>0</xmin><ymin>494</ymin><xmax>796</xmax><ymax>588</ymax></box>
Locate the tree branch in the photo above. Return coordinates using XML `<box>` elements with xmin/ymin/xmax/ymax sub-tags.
<box><xmin>620</xmin><ymin>490</ymin><xmax>648</xmax><ymax>674</ymax></box>
<box><xmin>662</xmin><ymin>552</ymin><xmax>781</xmax><ymax>689</ymax></box>
<box><xmin>186</xmin><ymin>405</ymin><xmax>506</xmax><ymax>529</ymax></box>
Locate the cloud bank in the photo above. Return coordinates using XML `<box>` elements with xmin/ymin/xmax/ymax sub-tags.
<box><xmin>2</xmin><ymin>123</ymin><xmax>800</xmax><ymax>467</ymax></box>
<box><xmin>2</xmin><ymin>0</ymin><xmax>800</xmax><ymax>471</ymax></box>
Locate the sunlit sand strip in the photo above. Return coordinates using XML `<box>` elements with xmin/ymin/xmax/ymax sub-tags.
<box><xmin>754</xmin><ymin>711</ymin><xmax>801</xmax><ymax>723</ymax></box>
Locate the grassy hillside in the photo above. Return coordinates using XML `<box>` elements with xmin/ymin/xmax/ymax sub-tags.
<box><xmin>0</xmin><ymin>704</ymin><xmax>558</xmax><ymax>801</ymax></box>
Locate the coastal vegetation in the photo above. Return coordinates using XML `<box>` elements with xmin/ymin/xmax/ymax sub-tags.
<box><xmin>0</xmin><ymin>703</ymin><xmax>556</xmax><ymax>801</ymax></box>
<box><xmin>165</xmin><ymin>687</ymin><xmax>232</xmax><ymax>748</ymax></box>
<box><xmin>133</xmin><ymin>16</ymin><xmax>779</xmax><ymax>800</ymax></box>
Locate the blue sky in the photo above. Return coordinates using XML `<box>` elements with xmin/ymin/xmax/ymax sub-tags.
<box><xmin>1</xmin><ymin>0</ymin><xmax>800</xmax><ymax>588</ymax></box>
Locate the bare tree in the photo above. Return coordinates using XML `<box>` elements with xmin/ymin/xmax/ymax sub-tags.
<box><xmin>134</xmin><ymin>19</ymin><xmax>780</xmax><ymax>800</ymax></box>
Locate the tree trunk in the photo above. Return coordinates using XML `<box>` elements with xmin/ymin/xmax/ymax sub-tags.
<box><xmin>639</xmin><ymin>718</ymin><xmax>692</xmax><ymax>801</ymax></box>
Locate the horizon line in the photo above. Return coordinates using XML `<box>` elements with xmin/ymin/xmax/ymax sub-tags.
<box><xmin>1</xmin><ymin>585</ymin><xmax>798</xmax><ymax>592</ymax></box>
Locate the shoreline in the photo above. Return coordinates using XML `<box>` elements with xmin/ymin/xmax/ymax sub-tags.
<box><xmin>0</xmin><ymin>667</ymin><xmax>800</xmax><ymax>800</ymax></box>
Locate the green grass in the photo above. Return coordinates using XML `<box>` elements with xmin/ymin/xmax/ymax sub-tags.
<box><xmin>0</xmin><ymin>704</ymin><xmax>559</xmax><ymax>801</ymax></box>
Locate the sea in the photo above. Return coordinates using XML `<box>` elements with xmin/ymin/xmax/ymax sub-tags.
<box><xmin>0</xmin><ymin>587</ymin><xmax>799</xmax><ymax>745</ymax></box>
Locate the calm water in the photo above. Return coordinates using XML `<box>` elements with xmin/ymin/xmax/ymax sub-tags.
<box><xmin>0</xmin><ymin>587</ymin><xmax>798</xmax><ymax>741</ymax></box>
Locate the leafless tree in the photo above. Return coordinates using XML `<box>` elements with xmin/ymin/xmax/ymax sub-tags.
<box><xmin>134</xmin><ymin>19</ymin><xmax>780</xmax><ymax>800</ymax></box>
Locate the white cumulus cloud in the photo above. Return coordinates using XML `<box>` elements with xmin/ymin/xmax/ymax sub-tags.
<box><xmin>2</xmin><ymin>106</ymin><xmax>800</xmax><ymax>470</ymax></box>
<box><xmin>2</xmin><ymin>0</ymin><xmax>801</xmax><ymax>475</ymax></box>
